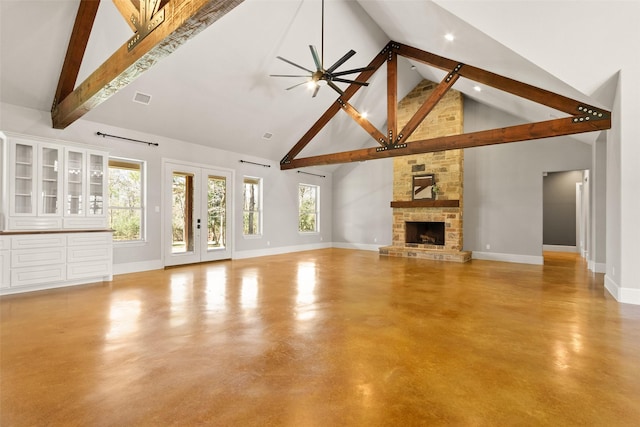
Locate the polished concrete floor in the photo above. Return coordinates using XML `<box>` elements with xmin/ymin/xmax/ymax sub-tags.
<box><xmin>1</xmin><ymin>249</ymin><xmax>640</xmax><ymax>426</ymax></box>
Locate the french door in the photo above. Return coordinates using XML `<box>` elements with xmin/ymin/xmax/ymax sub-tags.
<box><xmin>164</xmin><ymin>162</ymin><xmax>232</xmax><ymax>266</ymax></box>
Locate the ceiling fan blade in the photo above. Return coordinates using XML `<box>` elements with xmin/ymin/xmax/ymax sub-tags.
<box><xmin>311</xmin><ymin>84</ymin><xmax>320</xmax><ymax>98</ymax></box>
<box><xmin>325</xmin><ymin>50</ymin><xmax>356</xmax><ymax>74</ymax></box>
<box><xmin>286</xmin><ymin>81</ymin><xmax>311</xmax><ymax>90</ymax></box>
<box><xmin>309</xmin><ymin>45</ymin><xmax>322</xmax><ymax>70</ymax></box>
<box><xmin>331</xmin><ymin>77</ymin><xmax>369</xmax><ymax>86</ymax></box>
<box><xmin>270</xmin><ymin>74</ymin><xmax>312</xmax><ymax>78</ymax></box>
<box><xmin>276</xmin><ymin>56</ymin><xmax>314</xmax><ymax>73</ymax></box>
<box><xmin>326</xmin><ymin>81</ymin><xmax>344</xmax><ymax>96</ymax></box>
<box><xmin>329</xmin><ymin>66</ymin><xmax>375</xmax><ymax>77</ymax></box>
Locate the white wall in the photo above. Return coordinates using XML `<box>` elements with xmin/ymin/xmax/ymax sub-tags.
<box><xmin>462</xmin><ymin>98</ymin><xmax>592</xmax><ymax>264</ymax></box>
<box><xmin>1</xmin><ymin>103</ymin><xmax>333</xmax><ymax>273</ymax></box>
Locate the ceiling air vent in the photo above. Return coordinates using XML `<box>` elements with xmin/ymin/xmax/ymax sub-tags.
<box><xmin>262</xmin><ymin>132</ymin><xmax>273</xmax><ymax>140</ymax></box>
<box><xmin>133</xmin><ymin>92</ymin><xmax>152</xmax><ymax>105</ymax></box>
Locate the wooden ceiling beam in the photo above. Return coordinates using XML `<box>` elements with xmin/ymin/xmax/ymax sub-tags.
<box><xmin>52</xmin><ymin>0</ymin><xmax>100</xmax><ymax>111</ymax></box>
<box><xmin>280</xmin><ymin>44</ymin><xmax>389</xmax><ymax>165</ymax></box>
<box><xmin>396</xmin><ymin>64</ymin><xmax>461</xmax><ymax>146</ymax></box>
<box><xmin>51</xmin><ymin>0</ymin><xmax>244</xmax><ymax>129</ymax></box>
<box><xmin>337</xmin><ymin>99</ymin><xmax>387</xmax><ymax>146</ymax></box>
<box><xmin>395</xmin><ymin>42</ymin><xmax>604</xmax><ymax>116</ymax></box>
<box><xmin>280</xmin><ymin>116</ymin><xmax>611</xmax><ymax>170</ymax></box>
<box><xmin>112</xmin><ymin>0</ymin><xmax>139</xmax><ymax>32</ymax></box>
<box><xmin>280</xmin><ymin>40</ymin><xmax>611</xmax><ymax>170</ymax></box>
<box><xmin>386</xmin><ymin>48</ymin><xmax>398</xmax><ymax>145</ymax></box>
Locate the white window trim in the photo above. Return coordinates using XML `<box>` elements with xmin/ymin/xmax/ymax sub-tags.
<box><xmin>243</xmin><ymin>176</ymin><xmax>263</xmax><ymax>236</ymax></box>
<box><xmin>298</xmin><ymin>183</ymin><xmax>320</xmax><ymax>234</ymax></box>
<box><xmin>108</xmin><ymin>157</ymin><xmax>147</xmax><ymax>244</ymax></box>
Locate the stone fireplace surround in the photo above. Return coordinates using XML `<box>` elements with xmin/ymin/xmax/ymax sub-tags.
<box><xmin>378</xmin><ymin>79</ymin><xmax>471</xmax><ymax>262</ymax></box>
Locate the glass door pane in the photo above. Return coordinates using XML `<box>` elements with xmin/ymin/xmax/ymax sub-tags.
<box><xmin>40</xmin><ymin>146</ymin><xmax>60</xmax><ymax>214</ymax></box>
<box><xmin>88</xmin><ymin>153</ymin><xmax>105</xmax><ymax>215</ymax></box>
<box><xmin>171</xmin><ymin>172</ymin><xmax>195</xmax><ymax>254</ymax></box>
<box><xmin>207</xmin><ymin>175</ymin><xmax>226</xmax><ymax>250</ymax></box>
<box><xmin>66</xmin><ymin>150</ymin><xmax>84</xmax><ymax>215</ymax></box>
<box><xmin>14</xmin><ymin>143</ymin><xmax>34</xmax><ymax>214</ymax></box>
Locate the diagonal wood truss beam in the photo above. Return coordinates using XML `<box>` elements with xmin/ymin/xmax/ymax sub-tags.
<box><xmin>51</xmin><ymin>0</ymin><xmax>244</xmax><ymax>129</ymax></box>
<box><xmin>52</xmin><ymin>0</ymin><xmax>100</xmax><ymax>111</ymax></box>
<box><xmin>280</xmin><ymin>41</ymin><xmax>611</xmax><ymax>170</ymax></box>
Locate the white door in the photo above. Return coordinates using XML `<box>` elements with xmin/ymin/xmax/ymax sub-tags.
<box><xmin>164</xmin><ymin>163</ymin><xmax>232</xmax><ymax>266</ymax></box>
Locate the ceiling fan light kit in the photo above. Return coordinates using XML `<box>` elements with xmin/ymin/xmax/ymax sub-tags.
<box><xmin>270</xmin><ymin>0</ymin><xmax>373</xmax><ymax>97</ymax></box>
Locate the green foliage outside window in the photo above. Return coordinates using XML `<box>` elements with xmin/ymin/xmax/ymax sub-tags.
<box><xmin>108</xmin><ymin>160</ymin><xmax>143</xmax><ymax>241</ymax></box>
<box><xmin>299</xmin><ymin>184</ymin><xmax>318</xmax><ymax>232</ymax></box>
<box><xmin>243</xmin><ymin>177</ymin><xmax>261</xmax><ymax>235</ymax></box>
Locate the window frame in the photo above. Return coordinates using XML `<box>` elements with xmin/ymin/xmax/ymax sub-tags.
<box><xmin>243</xmin><ymin>176</ymin><xmax>263</xmax><ymax>237</ymax></box>
<box><xmin>298</xmin><ymin>183</ymin><xmax>320</xmax><ymax>233</ymax></box>
<box><xmin>108</xmin><ymin>157</ymin><xmax>146</xmax><ymax>244</ymax></box>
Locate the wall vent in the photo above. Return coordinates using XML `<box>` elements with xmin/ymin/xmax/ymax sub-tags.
<box><xmin>133</xmin><ymin>92</ymin><xmax>152</xmax><ymax>105</ymax></box>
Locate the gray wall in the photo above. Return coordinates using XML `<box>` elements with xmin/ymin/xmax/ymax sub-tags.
<box><xmin>543</xmin><ymin>170</ymin><xmax>583</xmax><ymax>246</ymax></box>
<box><xmin>332</xmin><ymin>158</ymin><xmax>393</xmax><ymax>249</ymax></box>
<box><xmin>463</xmin><ymin>98</ymin><xmax>592</xmax><ymax>260</ymax></box>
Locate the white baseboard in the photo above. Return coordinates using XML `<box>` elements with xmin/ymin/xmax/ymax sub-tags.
<box><xmin>543</xmin><ymin>245</ymin><xmax>579</xmax><ymax>253</ymax></box>
<box><xmin>232</xmin><ymin>242</ymin><xmax>332</xmax><ymax>260</ymax></box>
<box><xmin>113</xmin><ymin>259</ymin><xmax>163</xmax><ymax>275</ymax></box>
<box><xmin>604</xmin><ymin>275</ymin><xmax>640</xmax><ymax>305</ymax></box>
<box><xmin>588</xmin><ymin>260</ymin><xmax>606</xmax><ymax>273</ymax></box>
<box><xmin>472</xmin><ymin>251</ymin><xmax>544</xmax><ymax>265</ymax></box>
<box><xmin>332</xmin><ymin>242</ymin><xmax>381</xmax><ymax>252</ymax></box>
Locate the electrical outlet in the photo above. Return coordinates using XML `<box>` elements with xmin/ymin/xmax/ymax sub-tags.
<box><xmin>486</xmin><ymin>244</ymin><xmax>490</xmax><ymax>250</ymax></box>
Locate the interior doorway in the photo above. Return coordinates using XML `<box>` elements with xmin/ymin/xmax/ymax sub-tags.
<box><xmin>164</xmin><ymin>162</ymin><xmax>233</xmax><ymax>266</ymax></box>
<box><xmin>542</xmin><ymin>169</ymin><xmax>589</xmax><ymax>259</ymax></box>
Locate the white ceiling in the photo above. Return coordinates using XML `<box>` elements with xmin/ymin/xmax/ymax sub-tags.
<box><xmin>1</xmin><ymin>0</ymin><xmax>625</xmax><ymax>164</ymax></box>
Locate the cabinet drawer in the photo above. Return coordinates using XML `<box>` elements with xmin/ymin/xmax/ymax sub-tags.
<box><xmin>11</xmin><ymin>234</ymin><xmax>66</xmax><ymax>250</ymax></box>
<box><xmin>67</xmin><ymin>260</ymin><xmax>111</xmax><ymax>280</ymax></box>
<box><xmin>63</xmin><ymin>217</ymin><xmax>109</xmax><ymax>229</ymax></box>
<box><xmin>67</xmin><ymin>245</ymin><xmax>110</xmax><ymax>263</ymax></box>
<box><xmin>8</xmin><ymin>217</ymin><xmax>63</xmax><ymax>230</ymax></box>
<box><xmin>67</xmin><ymin>232</ymin><xmax>112</xmax><ymax>247</ymax></box>
<box><xmin>11</xmin><ymin>264</ymin><xmax>66</xmax><ymax>287</ymax></box>
<box><xmin>12</xmin><ymin>247</ymin><xmax>66</xmax><ymax>268</ymax></box>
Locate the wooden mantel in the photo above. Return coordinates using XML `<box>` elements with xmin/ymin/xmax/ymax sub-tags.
<box><xmin>390</xmin><ymin>200</ymin><xmax>460</xmax><ymax>208</ymax></box>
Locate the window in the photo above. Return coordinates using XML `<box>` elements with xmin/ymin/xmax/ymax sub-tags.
<box><xmin>108</xmin><ymin>158</ymin><xmax>145</xmax><ymax>242</ymax></box>
<box><xmin>298</xmin><ymin>184</ymin><xmax>319</xmax><ymax>232</ymax></box>
<box><xmin>243</xmin><ymin>177</ymin><xmax>262</xmax><ymax>235</ymax></box>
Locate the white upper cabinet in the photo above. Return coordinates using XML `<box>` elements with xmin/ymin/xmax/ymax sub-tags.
<box><xmin>2</xmin><ymin>135</ymin><xmax>108</xmax><ymax>230</ymax></box>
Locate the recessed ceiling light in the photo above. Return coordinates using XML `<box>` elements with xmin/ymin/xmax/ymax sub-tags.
<box><xmin>473</xmin><ymin>85</ymin><xmax>482</xmax><ymax>92</ymax></box>
<box><xmin>444</xmin><ymin>33</ymin><xmax>455</xmax><ymax>42</ymax></box>
<box><xmin>262</xmin><ymin>132</ymin><xmax>273</xmax><ymax>140</ymax></box>
<box><xmin>361</xmin><ymin>111</ymin><xmax>368</xmax><ymax>119</ymax></box>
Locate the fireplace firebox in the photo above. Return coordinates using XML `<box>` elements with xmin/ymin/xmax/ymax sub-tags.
<box><xmin>405</xmin><ymin>221</ymin><xmax>445</xmax><ymax>246</ymax></box>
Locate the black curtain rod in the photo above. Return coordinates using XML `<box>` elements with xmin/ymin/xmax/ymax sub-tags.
<box><xmin>96</xmin><ymin>132</ymin><xmax>158</xmax><ymax>147</ymax></box>
<box><xmin>297</xmin><ymin>170</ymin><xmax>326</xmax><ymax>178</ymax></box>
<box><xmin>239</xmin><ymin>160</ymin><xmax>271</xmax><ymax>168</ymax></box>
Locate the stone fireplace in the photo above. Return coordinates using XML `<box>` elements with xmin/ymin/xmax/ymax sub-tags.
<box><xmin>379</xmin><ymin>80</ymin><xmax>471</xmax><ymax>262</ymax></box>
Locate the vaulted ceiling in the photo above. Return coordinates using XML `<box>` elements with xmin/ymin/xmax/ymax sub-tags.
<box><xmin>1</xmin><ymin>0</ymin><xmax>623</xmax><ymax>167</ymax></box>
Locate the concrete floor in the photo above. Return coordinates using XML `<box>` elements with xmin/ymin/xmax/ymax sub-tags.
<box><xmin>1</xmin><ymin>249</ymin><xmax>639</xmax><ymax>426</ymax></box>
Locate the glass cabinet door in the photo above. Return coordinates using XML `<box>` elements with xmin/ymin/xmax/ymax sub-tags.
<box><xmin>66</xmin><ymin>150</ymin><xmax>84</xmax><ymax>215</ymax></box>
<box><xmin>38</xmin><ymin>145</ymin><xmax>61</xmax><ymax>215</ymax></box>
<box><xmin>12</xmin><ymin>142</ymin><xmax>36</xmax><ymax>215</ymax></box>
<box><xmin>88</xmin><ymin>152</ymin><xmax>105</xmax><ymax>216</ymax></box>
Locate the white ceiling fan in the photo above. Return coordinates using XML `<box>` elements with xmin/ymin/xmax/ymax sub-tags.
<box><xmin>270</xmin><ymin>0</ymin><xmax>373</xmax><ymax>97</ymax></box>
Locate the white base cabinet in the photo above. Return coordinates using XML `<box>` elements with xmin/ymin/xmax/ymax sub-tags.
<box><xmin>0</xmin><ymin>231</ymin><xmax>112</xmax><ymax>295</ymax></box>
